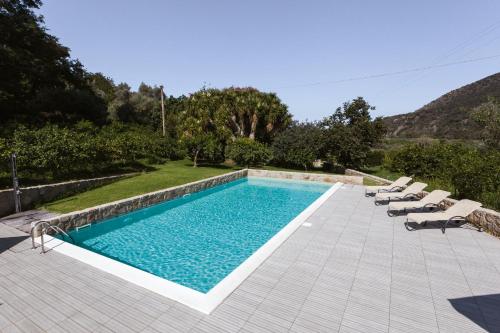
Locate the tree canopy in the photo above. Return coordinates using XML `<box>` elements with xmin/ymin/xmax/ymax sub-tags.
<box><xmin>0</xmin><ymin>0</ymin><xmax>107</xmax><ymax>124</ymax></box>
<box><xmin>271</xmin><ymin>122</ymin><xmax>325</xmax><ymax>170</ymax></box>
<box><xmin>178</xmin><ymin>88</ymin><xmax>291</xmax><ymax>166</ymax></box>
<box><xmin>1</xmin><ymin>0</ymin><xmax>385</xmax><ymax>173</ymax></box>
<box><xmin>320</xmin><ymin>97</ymin><xmax>386</xmax><ymax>168</ymax></box>
<box><xmin>471</xmin><ymin>97</ymin><xmax>500</xmax><ymax>150</ymax></box>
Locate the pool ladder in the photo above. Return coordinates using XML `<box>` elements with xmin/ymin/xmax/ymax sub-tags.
<box><xmin>30</xmin><ymin>221</ymin><xmax>75</xmax><ymax>253</ymax></box>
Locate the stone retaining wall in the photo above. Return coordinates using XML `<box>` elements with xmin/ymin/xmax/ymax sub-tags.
<box><xmin>248</xmin><ymin>169</ymin><xmax>363</xmax><ymax>185</ymax></box>
<box><xmin>345</xmin><ymin>169</ymin><xmax>392</xmax><ymax>185</ymax></box>
<box><xmin>37</xmin><ymin>169</ymin><xmax>248</xmax><ymax>236</ymax></box>
<box><xmin>0</xmin><ymin>174</ymin><xmax>135</xmax><ymax>217</ymax></box>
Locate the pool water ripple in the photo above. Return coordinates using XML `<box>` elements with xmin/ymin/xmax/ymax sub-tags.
<box><xmin>65</xmin><ymin>177</ymin><xmax>330</xmax><ymax>293</ymax></box>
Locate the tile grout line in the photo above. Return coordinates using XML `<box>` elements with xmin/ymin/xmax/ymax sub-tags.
<box><xmin>337</xmin><ymin>191</ymin><xmax>378</xmax><ymax>332</ymax></box>
<box><xmin>287</xmin><ymin>188</ymin><xmax>361</xmax><ymax>332</ymax></box>
<box><xmin>387</xmin><ymin>203</ymin><xmax>396</xmax><ymax>332</ymax></box>
<box><xmin>231</xmin><ymin>191</ymin><xmax>347</xmax><ymax>333</ymax></box>
<box><xmin>468</xmin><ymin>227</ymin><xmax>500</xmax><ymax>276</ymax></box>
<box><xmin>241</xmin><ymin>194</ymin><xmax>342</xmax><ymax>333</ymax></box>
<box><xmin>444</xmin><ymin>230</ymin><xmax>491</xmax><ymax>332</ymax></box>
<box><xmin>417</xmin><ymin>228</ymin><xmax>442</xmax><ymax>333</ymax></box>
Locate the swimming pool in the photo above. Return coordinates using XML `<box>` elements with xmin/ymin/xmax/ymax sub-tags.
<box><xmin>45</xmin><ymin>175</ymin><xmax>341</xmax><ymax>313</ymax></box>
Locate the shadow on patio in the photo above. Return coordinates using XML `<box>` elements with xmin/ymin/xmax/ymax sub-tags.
<box><xmin>0</xmin><ymin>235</ymin><xmax>29</xmax><ymax>254</ymax></box>
<box><xmin>449</xmin><ymin>294</ymin><xmax>500</xmax><ymax>332</ymax></box>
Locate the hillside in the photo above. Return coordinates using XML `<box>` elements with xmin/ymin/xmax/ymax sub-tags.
<box><xmin>383</xmin><ymin>72</ymin><xmax>500</xmax><ymax>139</ymax></box>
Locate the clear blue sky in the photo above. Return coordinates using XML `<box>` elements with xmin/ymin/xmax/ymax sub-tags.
<box><xmin>38</xmin><ymin>0</ymin><xmax>500</xmax><ymax>120</ymax></box>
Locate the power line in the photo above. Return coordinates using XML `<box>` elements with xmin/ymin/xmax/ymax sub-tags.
<box><xmin>275</xmin><ymin>53</ymin><xmax>500</xmax><ymax>89</ymax></box>
<box><xmin>382</xmin><ymin>21</ymin><xmax>500</xmax><ymax>91</ymax></box>
<box><xmin>374</xmin><ymin>22</ymin><xmax>500</xmax><ymax>98</ymax></box>
<box><xmin>430</xmin><ymin>21</ymin><xmax>500</xmax><ymax>64</ymax></box>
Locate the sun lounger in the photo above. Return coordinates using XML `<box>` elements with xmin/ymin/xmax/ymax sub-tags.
<box><xmin>375</xmin><ymin>182</ymin><xmax>427</xmax><ymax>203</ymax></box>
<box><xmin>365</xmin><ymin>176</ymin><xmax>412</xmax><ymax>196</ymax></box>
<box><xmin>405</xmin><ymin>199</ymin><xmax>482</xmax><ymax>233</ymax></box>
<box><xmin>387</xmin><ymin>190</ymin><xmax>451</xmax><ymax>215</ymax></box>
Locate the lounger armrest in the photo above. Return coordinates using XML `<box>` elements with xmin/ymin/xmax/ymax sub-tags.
<box><xmin>442</xmin><ymin>215</ymin><xmax>467</xmax><ymax>234</ymax></box>
<box><xmin>378</xmin><ymin>186</ymin><xmax>404</xmax><ymax>193</ymax></box>
<box><xmin>422</xmin><ymin>203</ymin><xmax>440</xmax><ymax>210</ymax></box>
<box><xmin>402</xmin><ymin>193</ymin><xmax>418</xmax><ymax>200</ymax></box>
<box><xmin>447</xmin><ymin>216</ymin><xmax>466</xmax><ymax>222</ymax></box>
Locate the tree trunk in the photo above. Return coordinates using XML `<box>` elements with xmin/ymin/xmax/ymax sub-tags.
<box><xmin>249</xmin><ymin>113</ymin><xmax>258</xmax><ymax>140</ymax></box>
<box><xmin>193</xmin><ymin>150</ymin><xmax>199</xmax><ymax>167</ymax></box>
<box><xmin>230</xmin><ymin>115</ymin><xmax>241</xmax><ymax>137</ymax></box>
<box><xmin>239</xmin><ymin>118</ymin><xmax>245</xmax><ymax>137</ymax></box>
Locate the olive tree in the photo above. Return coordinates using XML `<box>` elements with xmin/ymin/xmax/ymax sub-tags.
<box><xmin>320</xmin><ymin>97</ymin><xmax>386</xmax><ymax>168</ymax></box>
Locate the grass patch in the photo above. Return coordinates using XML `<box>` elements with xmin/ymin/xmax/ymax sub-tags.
<box><xmin>360</xmin><ymin>166</ymin><xmax>402</xmax><ymax>181</ymax></box>
<box><xmin>42</xmin><ymin>160</ymin><xmax>341</xmax><ymax>214</ymax></box>
<box><xmin>43</xmin><ymin>160</ymin><xmax>240</xmax><ymax>213</ymax></box>
<box><xmin>363</xmin><ymin>178</ymin><xmax>380</xmax><ymax>186</ymax></box>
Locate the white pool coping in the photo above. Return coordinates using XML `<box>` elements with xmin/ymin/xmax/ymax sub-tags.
<box><xmin>35</xmin><ymin>181</ymin><xmax>342</xmax><ymax>314</ymax></box>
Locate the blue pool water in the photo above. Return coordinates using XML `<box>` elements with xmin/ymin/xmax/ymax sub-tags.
<box><xmin>64</xmin><ymin>177</ymin><xmax>331</xmax><ymax>293</ymax></box>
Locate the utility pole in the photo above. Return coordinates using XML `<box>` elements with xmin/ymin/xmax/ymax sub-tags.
<box><xmin>11</xmin><ymin>153</ymin><xmax>21</xmax><ymax>213</ymax></box>
<box><xmin>160</xmin><ymin>85</ymin><xmax>166</xmax><ymax>137</ymax></box>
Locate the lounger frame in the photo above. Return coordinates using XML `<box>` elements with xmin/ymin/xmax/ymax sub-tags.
<box><xmin>386</xmin><ymin>202</ymin><xmax>440</xmax><ymax>217</ymax></box>
<box><xmin>404</xmin><ymin>215</ymin><xmax>483</xmax><ymax>234</ymax></box>
<box><xmin>375</xmin><ymin>192</ymin><xmax>420</xmax><ymax>205</ymax></box>
<box><xmin>364</xmin><ymin>185</ymin><xmax>405</xmax><ymax>197</ymax></box>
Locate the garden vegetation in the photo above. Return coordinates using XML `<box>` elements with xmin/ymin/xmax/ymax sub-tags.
<box><xmin>1</xmin><ymin>0</ymin><xmax>498</xmax><ymax>212</ymax></box>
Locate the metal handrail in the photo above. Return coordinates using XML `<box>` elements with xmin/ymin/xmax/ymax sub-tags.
<box><xmin>31</xmin><ymin>221</ymin><xmax>75</xmax><ymax>253</ymax></box>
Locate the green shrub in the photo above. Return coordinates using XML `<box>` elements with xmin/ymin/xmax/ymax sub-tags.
<box><xmin>388</xmin><ymin>142</ymin><xmax>500</xmax><ymax>210</ymax></box>
<box><xmin>225</xmin><ymin>138</ymin><xmax>272</xmax><ymax>167</ymax></box>
<box><xmin>321</xmin><ymin>161</ymin><xmax>345</xmax><ymax>174</ymax></box>
<box><xmin>271</xmin><ymin>123</ymin><xmax>324</xmax><ymax>170</ymax></box>
<box><xmin>4</xmin><ymin>123</ymin><xmax>184</xmax><ymax>181</ymax></box>
<box><xmin>181</xmin><ymin>133</ymin><xmax>225</xmax><ymax>167</ymax></box>
<box><xmin>365</xmin><ymin>150</ymin><xmax>385</xmax><ymax>167</ymax></box>
<box><xmin>12</xmin><ymin>125</ymin><xmax>99</xmax><ymax>178</ymax></box>
<box><xmin>0</xmin><ymin>138</ymin><xmax>11</xmax><ymax>173</ymax></box>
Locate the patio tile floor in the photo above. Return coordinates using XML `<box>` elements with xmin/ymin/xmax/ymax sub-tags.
<box><xmin>1</xmin><ymin>184</ymin><xmax>499</xmax><ymax>332</ymax></box>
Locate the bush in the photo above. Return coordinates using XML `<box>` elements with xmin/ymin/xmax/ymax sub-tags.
<box><xmin>388</xmin><ymin>142</ymin><xmax>500</xmax><ymax>210</ymax></box>
<box><xmin>365</xmin><ymin>150</ymin><xmax>385</xmax><ymax>167</ymax></box>
<box><xmin>181</xmin><ymin>133</ymin><xmax>224</xmax><ymax>167</ymax></box>
<box><xmin>271</xmin><ymin>123</ymin><xmax>324</xmax><ymax>170</ymax></box>
<box><xmin>225</xmin><ymin>138</ymin><xmax>272</xmax><ymax>167</ymax></box>
<box><xmin>0</xmin><ymin>138</ymin><xmax>11</xmax><ymax>174</ymax></box>
<box><xmin>12</xmin><ymin>125</ymin><xmax>99</xmax><ymax>178</ymax></box>
<box><xmin>3</xmin><ymin>123</ymin><xmax>184</xmax><ymax>181</ymax></box>
<box><xmin>99</xmin><ymin>123</ymin><xmax>181</xmax><ymax>164</ymax></box>
<box><xmin>321</xmin><ymin>161</ymin><xmax>345</xmax><ymax>174</ymax></box>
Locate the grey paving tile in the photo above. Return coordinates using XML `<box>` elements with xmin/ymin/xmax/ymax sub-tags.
<box><xmin>2</xmin><ymin>323</ymin><xmax>24</xmax><ymax>333</ymax></box>
<box><xmin>195</xmin><ymin>315</ymin><xmax>241</xmax><ymax>332</ymax></box>
<box><xmin>13</xmin><ymin>317</ymin><xmax>44</xmax><ymax>333</ymax></box>
<box><xmin>1</xmin><ymin>185</ymin><xmax>499</xmax><ymax>333</ymax></box>
<box><xmin>104</xmin><ymin>318</ymin><xmax>139</xmax><ymax>333</ymax></box>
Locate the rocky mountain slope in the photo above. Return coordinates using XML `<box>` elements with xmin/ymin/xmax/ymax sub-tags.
<box><xmin>383</xmin><ymin>72</ymin><xmax>500</xmax><ymax>139</ymax></box>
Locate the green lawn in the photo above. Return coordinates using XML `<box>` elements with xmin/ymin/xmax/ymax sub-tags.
<box><xmin>43</xmin><ymin>160</ymin><xmax>240</xmax><ymax>213</ymax></box>
<box><xmin>360</xmin><ymin>165</ymin><xmax>402</xmax><ymax>181</ymax></box>
<box><xmin>42</xmin><ymin>160</ymin><xmax>363</xmax><ymax>213</ymax></box>
<box><xmin>362</xmin><ymin>177</ymin><xmax>380</xmax><ymax>186</ymax></box>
